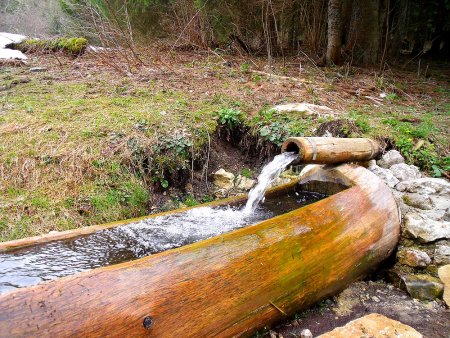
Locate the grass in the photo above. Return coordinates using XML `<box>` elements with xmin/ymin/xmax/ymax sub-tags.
<box><xmin>0</xmin><ymin>52</ymin><xmax>449</xmax><ymax>241</ymax></box>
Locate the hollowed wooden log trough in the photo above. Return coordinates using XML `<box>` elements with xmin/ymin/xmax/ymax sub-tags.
<box><xmin>0</xmin><ymin>139</ymin><xmax>400</xmax><ymax>338</ymax></box>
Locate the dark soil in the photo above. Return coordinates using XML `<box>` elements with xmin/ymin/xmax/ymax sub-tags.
<box><xmin>267</xmin><ymin>281</ymin><xmax>449</xmax><ymax>338</ymax></box>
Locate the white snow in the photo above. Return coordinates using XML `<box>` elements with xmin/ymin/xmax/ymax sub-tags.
<box><xmin>0</xmin><ymin>49</ymin><xmax>27</xmax><ymax>60</ymax></box>
<box><xmin>0</xmin><ymin>32</ymin><xmax>28</xmax><ymax>60</ymax></box>
<box><xmin>0</xmin><ymin>32</ymin><xmax>26</xmax><ymax>48</ymax></box>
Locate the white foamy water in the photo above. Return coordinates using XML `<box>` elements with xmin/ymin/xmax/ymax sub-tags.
<box><xmin>243</xmin><ymin>152</ymin><xmax>297</xmax><ymax>214</ymax></box>
<box><xmin>0</xmin><ymin>152</ymin><xmax>304</xmax><ymax>294</ymax></box>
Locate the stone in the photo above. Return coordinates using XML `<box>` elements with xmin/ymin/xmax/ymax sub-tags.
<box><xmin>300</xmin><ymin>329</ymin><xmax>313</xmax><ymax>338</ymax></box>
<box><xmin>397</xmin><ymin>248</ymin><xmax>431</xmax><ymax>268</ymax></box>
<box><xmin>402</xmin><ymin>274</ymin><xmax>444</xmax><ymax>301</ymax></box>
<box><xmin>272</xmin><ymin>103</ymin><xmax>333</xmax><ymax>117</ymax></box>
<box><xmin>390</xmin><ymin>163</ymin><xmax>421</xmax><ymax>182</ymax></box>
<box><xmin>438</xmin><ymin>265</ymin><xmax>450</xmax><ymax>306</ymax></box>
<box><xmin>235</xmin><ymin>175</ymin><xmax>256</xmax><ymax>191</ymax></box>
<box><xmin>404</xmin><ymin>212</ymin><xmax>450</xmax><ymax>242</ymax></box>
<box><xmin>318</xmin><ymin>313</ymin><xmax>422</xmax><ymax>338</ymax></box>
<box><xmin>30</xmin><ymin>67</ymin><xmax>47</xmax><ymax>73</ymax></box>
<box><xmin>434</xmin><ymin>245</ymin><xmax>450</xmax><ymax>265</ymax></box>
<box><xmin>396</xmin><ymin>178</ymin><xmax>450</xmax><ymax>195</ymax></box>
<box><xmin>212</xmin><ymin>169</ymin><xmax>235</xmax><ymax>190</ymax></box>
<box><xmin>368</xmin><ymin>164</ymin><xmax>399</xmax><ymax>188</ymax></box>
<box><xmin>377</xmin><ymin>150</ymin><xmax>405</xmax><ymax>169</ymax></box>
<box><xmin>402</xmin><ymin>193</ymin><xmax>434</xmax><ymax>210</ymax></box>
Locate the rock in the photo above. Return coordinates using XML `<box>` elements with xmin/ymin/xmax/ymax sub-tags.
<box><xmin>435</xmin><ymin>245</ymin><xmax>450</xmax><ymax>265</ymax></box>
<box><xmin>438</xmin><ymin>265</ymin><xmax>450</xmax><ymax>306</ymax></box>
<box><xmin>371</xmin><ymin>295</ymin><xmax>380</xmax><ymax>302</ymax></box>
<box><xmin>272</xmin><ymin>103</ymin><xmax>333</xmax><ymax>117</ymax></box>
<box><xmin>235</xmin><ymin>175</ymin><xmax>255</xmax><ymax>191</ymax></box>
<box><xmin>377</xmin><ymin>150</ymin><xmax>405</xmax><ymax>169</ymax></box>
<box><xmin>402</xmin><ymin>193</ymin><xmax>434</xmax><ymax>210</ymax></box>
<box><xmin>398</xmin><ymin>248</ymin><xmax>431</xmax><ymax>268</ymax></box>
<box><xmin>318</xmin><ymin>313</ymin><xmax>422</xmax><ymax>338</ymax></box>
<box><xmin>214</xmin><ymin>188</ymin><xmax>228</xmax><ymax>199</ymax></box>
<box><xmin>430</xmin><ymin>195</ymin><xmax>450</xmax><ymax>211</ymax></box>
<box><xmin>396</xmin><ymin>178</ymin><xmax>450</xmax><ymax>195</ymax></box>
<box><xmin>368</xmin><ymin>164</ymin><xmax>399</xmax><ymax>188</ymax></box>
<box><xmin>300</xmin><ymin>329</ymin><xmax>313</xmax><ymax>338</ymax></box>
<box><xmin>30</xmin><ymin>67</ymin><xmax>47</xmax><ymax>73</ymax></box>
<box><xmin>390</xmin><ymin>163</ymin><xmax>421</xmax><ymax>181</ymax></box>
<box><xmin>212</xmin><ymin>169</ymin><xmax>235</xmax><ymax>190</ymax></box>
<box><xmin>402</xmin><ymin>274</ymin><xmax>444</xmax><ymax>301</ymax></box>
<box><xmin>404</xmin><ymin>212</ymin><xmax>450</xmax><ymax>242</ymax></box>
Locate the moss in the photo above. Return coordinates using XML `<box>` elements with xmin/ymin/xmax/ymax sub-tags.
<box><xmin>402</xmin><ymin>194</ymin><xmax>412</xmax><ymax>206</ymax></box>
<box><xmin>12</xmin><ymin>37</ymin><xmax>88</xmax><ymax>55</ymax></box>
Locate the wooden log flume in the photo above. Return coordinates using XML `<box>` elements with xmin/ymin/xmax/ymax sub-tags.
<box><xmin>281</xmin><ymin>136</ymin><xmax>380</xmax><ymax>164</ymax></box>
<box><xmin>0</xmin><ymin>164</ymin><xmax>400</xmax><ymax>337</ymax></box>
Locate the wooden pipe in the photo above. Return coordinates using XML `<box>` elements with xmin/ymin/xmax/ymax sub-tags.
<box><xmin>281</xmin><ymin>137</ymin><xmax>380</xmax><ymax>164</ymax></box>
<box><xmin>0</xmin><ymin>164</ymin><xmax>399</xmax><ymax>338</ymax></box>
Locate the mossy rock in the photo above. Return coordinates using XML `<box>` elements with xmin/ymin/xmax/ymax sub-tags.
<box><xmin>11</xmin><ymin>37</ymin><xmax>87</xmax><ymax>56</ymax></box>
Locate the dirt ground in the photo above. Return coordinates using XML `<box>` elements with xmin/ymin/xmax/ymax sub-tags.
<box><xmin>266</xmin><ymin>280</ymin><xmax>449</xmax><ymax>338</ymax></box>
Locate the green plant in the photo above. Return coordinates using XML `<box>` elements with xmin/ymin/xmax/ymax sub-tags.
<box><xmin>241</xmin><ymin>168</ymin><xmax>252</xmax><ymax>178</ymax></box>
<box><xmin>217</xmin><ymin>108</ymin><xmax>242</xmax><ymax>129</ymax></box>
<box><xmin>183</xmin><ymin>195</ymin><xmax>199</xmax><ymax>207</ymax></box>
<box><xmin>259</xmin><ymin>122</ymin><xmax>290</xmax><ymax>146</ymax></box>
<box><xmin>240</xmin><ymin>62</ymin><xmax>250</xmax><ymax>73</ymax></box>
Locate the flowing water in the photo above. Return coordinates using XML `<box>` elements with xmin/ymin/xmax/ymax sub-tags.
<box><xmin>243</xmin><ymin>152</ymin><xmax>298</xmax><ymax>214</ymax></box>
<box><xmin>0</xmin><ymin>152</ymin><xmax>316</xmax><ymax>294</ymax></box>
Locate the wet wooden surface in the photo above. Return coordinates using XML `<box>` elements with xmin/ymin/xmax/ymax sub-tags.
<box><xmin>0</xmin><ymin>164</ymin><xmax>400</xmax><ymax>337</ymax></box>
<box><xmin>281</xmin><ymin>137</ymin><xmax>380</xmax><ymax>164</ymax></box>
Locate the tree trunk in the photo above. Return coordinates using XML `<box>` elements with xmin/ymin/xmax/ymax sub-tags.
<box><xmin>326</xmin><ymin>0</ymin><xmax>342</xmax><ymax>65</ymax></box>
<box><xmin>0</xmin><ymin>165</ymin><xmax>400</xmax><ymax>338</ymax></box>
<box><xmin>354</xmin><ymin>0</ymin><xmax>381</xmax><ymax>64</ymax></box>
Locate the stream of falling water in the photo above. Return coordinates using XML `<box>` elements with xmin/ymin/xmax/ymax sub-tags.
<box><xmin>242</xmin><ymin>152</ymin><xmax>298</xmax><ymax>214</ymax></box>
<box><xmin>0</xmin><ymin>152</ymin><xmax>306</xmax><ymax>294</ymax></box>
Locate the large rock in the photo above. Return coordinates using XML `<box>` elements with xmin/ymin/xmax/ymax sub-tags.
<box><xmin>390</xmin><ymin>163</ymin><xmax>421</xmax><ymax>181</ymax></box>
<box><xmin>377</xmin><ymin>150</ymin><xmax>405</xmax><ymax>169</ymax></box>
<box><xmin>368</xmin><ymin>164</ymin><xmax>399</xmax><ymax>188</ymax></box>
<box><xmin>318</xmin><ymin>313</ymin><xmax>422</xmax><ymax>338</ymax></box>
<box><xmin>402</xmin><ymin>274</ymin><xmax>444</xmax><ymax>301</ymax></box>
<box><xmin>396</xmin><ymin>178</ymin><xmax>450</xmax><ymax>195</ymax></box>
<box><xmin>235</xmin><ymin>175</ymin><xmax>255</xmax><ymax>191</ymax></box>
<box><xmin>402</xmin><ymin>193</ymin><xmax>434</xmax><ymax>210</ymax></box>
<box><xmin>272</xmin><ymin>103</ymin><xmax>333</xmax><ymax>117</ymax></box>
<box><xmin>438</xmin><ymin>264</ymin><xmax>450</xmax><ymax>306</ymax></box>
<box><xmin>435</xmin><ymin>244</ymin><xmax>450</xmax><ymax>265</ymax></box>
<box><xmin>212</xmin><ymin>169</ymin><xmax>235</xmax><ymax>190</ymax></box>
<box><xmin>404</xmin><ymin>212</ymin><xmax>450</xmax><ymax>243</ymax></box>
<box><xmin>397</xmin><ymin>248</ymin><xmax>431</xmax><ymax>268</ymax></box>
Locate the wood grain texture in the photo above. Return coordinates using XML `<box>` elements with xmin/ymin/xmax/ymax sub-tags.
<box><xmin>0</xmin><ymin>164</ymin><xmax>400</xmax><ymax>338</ymax></box>
<box><xmin>281</xmin><ymin>137</ymin><xmax>380</xmax><ymax>164</ymax></box>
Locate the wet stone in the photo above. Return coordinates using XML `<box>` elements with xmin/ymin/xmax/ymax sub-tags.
<box><xmin>402</xmin><ymin>274</ymin><xmax>444</xmax><ymax>301</ymax></box>
<box><xmin>398</xmin><ymin>248</ymin><xmax>431</xmax><ymax>268</ymax></box>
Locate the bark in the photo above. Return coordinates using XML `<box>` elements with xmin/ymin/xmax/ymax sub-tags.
<box><xmin>326</xmin><ymin>0</ymin><xmax>342</xmax><ymax>65</ymax></box>
<box><xmin>0</xmin><ymin>165</ymin><xmax>400</xmax><ymax>338</ymax></box>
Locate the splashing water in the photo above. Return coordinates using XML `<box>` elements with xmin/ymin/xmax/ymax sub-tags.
<box><xmin>0</xmin><ymin>151</ymin><xmax>306</xmax><ymax>294</ymax></box>
<box><xmin>243</xmin><ymin>152</ymin><xmax>297</xmax><ymax>214</ymax></box>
